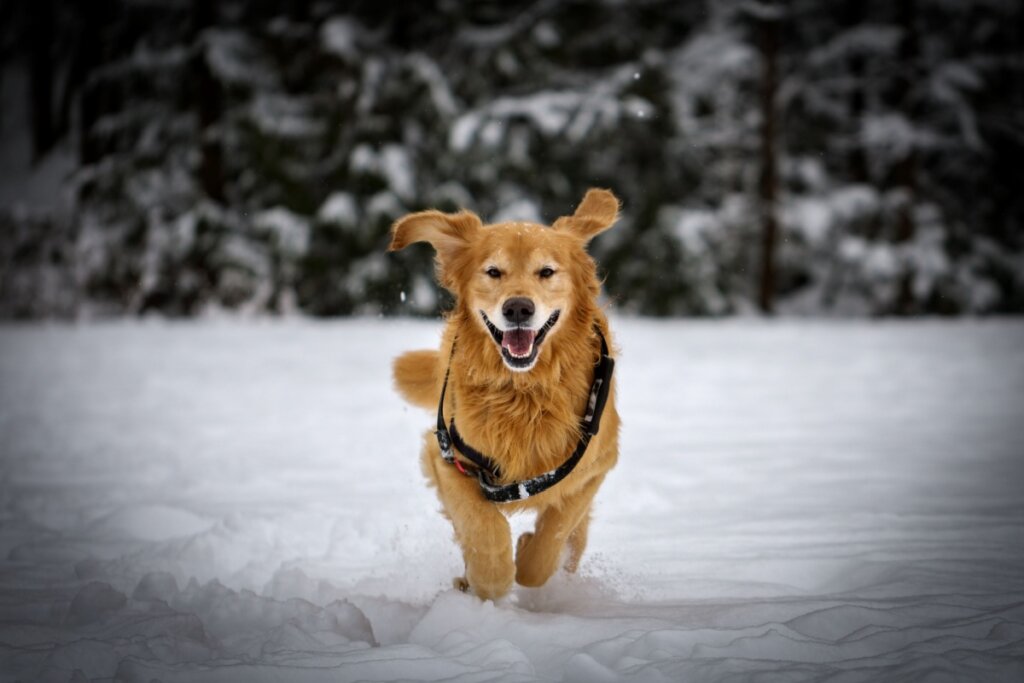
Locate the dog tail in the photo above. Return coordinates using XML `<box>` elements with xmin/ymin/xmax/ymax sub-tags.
<box><xmin>393</xmin><ymin>350</ymin><xmax>440</xmax><ymax>409</ymax></box>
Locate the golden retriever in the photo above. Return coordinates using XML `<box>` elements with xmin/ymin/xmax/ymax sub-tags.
<box><xmin>388</xmin><ymin>188</ymin><xmax>620</xmax><ymax>600</ymax></box>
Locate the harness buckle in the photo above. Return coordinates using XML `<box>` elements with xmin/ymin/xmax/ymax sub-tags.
<box><xmin>477</xmin><ymin>468</ymin><xmax>499</xmax><ymax>487</ymax></box>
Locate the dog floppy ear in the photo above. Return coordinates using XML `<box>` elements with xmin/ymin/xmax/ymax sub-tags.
<box><xmin>553</xmin><ymin>188</ymin><xmax>620</xmax><ymax>242</ymax></box>
<box><xmin>389</xmin><ymin>210</ymin><xmax>482</xmax><ymax>263</ymax></box>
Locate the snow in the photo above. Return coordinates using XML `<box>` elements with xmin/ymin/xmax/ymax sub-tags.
<box><xmin>806</xmin><ymin>25</ymin><xmax>901</xmax><ymax>68</ymax></box>
<box><xmin>380</xmin><ymin>146</ymin><xmax>416</xmax><ymax>202</ymax></box>
<box><xmin>668</xmin><ymin>208</ymin><xmax>719</xmax><ymax>253</ymax></box>
<box><xmin>253</xmin><ymin>207</ymin><xmax>310</xmax><ymax>256</ymax></box>
<box><xmin>450</xmin><ymin>89</ymin><xmax>624</xmax><ymax>151</ymax></box>
<box><xmin>204</xmin><ymin>29</ymin><xmax>277</xmax><ymax>89</ymax></box>
<box><xmin>1</xmin><ymin>318</ymin><xmax>1023</xmax><ymax>682</ymax></box>
<box><xmin>928</xmin><ymin>61</ymin><xmax>984</xmax><ymax>149</ymax></box>
<box><xmin>407</xmin><ymin>275</ymin><xmax>438</xmax><ymax>313</ymax></box>
<box><xmin>668</xmin><ymin>29</ymin><xmax>755</xmax><ymax>138</ymax></box>
<box><xmin>532</xmin><ymin>22</ymin><xmax>561</xmax><ymax>49</ymax></box>
<box><xmin>317</xmin><ymin>192</ymin><xmax>359</xmax><ymax>226</ymax></box>
<box><xmin>321</xmin><ymin>17</ymin><xmax>360</xmax><ymax>61</ymax></box>
<box><xmin>783</xmin><ymin>186</ymin><xmax>879</xmax><ymax>245</ymax></box>
<box><xmin>365</xmin><ymin>191</ymin><xmax>405</xmax><ymax>223</ymax></box>
<box><xmin>861</xmin><ymin>113</ymin><xmax>917</xmax><ymax>162</ymax></box>
<box><xmin>407</xmin><ymin>55</ymin><xmax>459</xmax><ymax>118</ymax></box>
<box><xmin>248</xmin><ymin>94</ymin><xmax>323</xmax><ymax>140</ymax></box>
<box><xmin>492</xmin><ymin>198</ymin><xmax>543</xmax><ymax>225</ymax></box>
<box><xmin>351</xmin><ymin>144</ymin><xmax>416</xmax><ymax>202</ymax></box>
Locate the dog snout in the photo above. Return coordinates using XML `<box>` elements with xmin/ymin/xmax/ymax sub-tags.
<box><xmin>502</xmin><ymin>297</ymin><xmax>535</xmax><ymax>326</ymax></box>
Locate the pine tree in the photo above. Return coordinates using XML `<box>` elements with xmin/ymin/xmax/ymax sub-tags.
<box><xmin>1</xmin><ymin>0</ymin><xmax>1021</xmax><ymax>318</ymax></box>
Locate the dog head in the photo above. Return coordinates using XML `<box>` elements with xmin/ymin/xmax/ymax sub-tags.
<box><xmin>390</xmin><ymin>188</ymin><xmax>619</xmax><ymax>372</ymax></box>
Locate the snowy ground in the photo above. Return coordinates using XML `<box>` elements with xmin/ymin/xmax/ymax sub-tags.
<box><xmin>1</xmin><ymin>317</ymin><xmax>1023</xmax><ymax>682</ymax></box>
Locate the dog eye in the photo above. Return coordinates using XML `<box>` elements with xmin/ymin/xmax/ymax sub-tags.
<box><xmin>485</xmin><ymin>267</ymin><xmax>502</xmax><ymax>279</ymax></box>
<box><xmin>538</xmin><ymin>267</ymin><xmax>555</xmax><ymax>279</ymax></box>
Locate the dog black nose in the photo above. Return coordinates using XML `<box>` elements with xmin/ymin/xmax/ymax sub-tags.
<box><xmin>502</xmin><ymin>297</ymin><xmax>535</xmax><ymax>325</ymax></box>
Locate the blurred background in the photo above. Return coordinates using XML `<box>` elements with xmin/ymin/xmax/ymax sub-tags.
<box><xmin>1</xmin><ymin>0</ymin><xmax>1022</xmax><ymax>319</ymax></box>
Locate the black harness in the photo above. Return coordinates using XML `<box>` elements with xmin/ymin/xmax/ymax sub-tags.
<box><xmin>435</xmin><ymin>325</ymin><xmax>615</xmax><ymax>503</ymax></box>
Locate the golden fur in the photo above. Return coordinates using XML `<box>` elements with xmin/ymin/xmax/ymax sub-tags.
<box><xmin>389</xmin><ymin>188</ymin><xmax>621</xmax><ymax>599</ymax></box>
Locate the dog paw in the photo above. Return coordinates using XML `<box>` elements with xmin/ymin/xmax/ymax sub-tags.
<box><xmin>463</xmin><ymin>574</ymin><xmax>513</xmax><ymax>600</ymax></box>
<box><xmin>464</xmin><ymin>557</ymin><xmax>515</xmax><ymax>600</ymax></box>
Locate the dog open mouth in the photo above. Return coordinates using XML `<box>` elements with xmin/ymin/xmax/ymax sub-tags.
<box><xmin>480</xmin><ymin>310</ymin><xmax>561</xmax><ymax>370</ymax></box>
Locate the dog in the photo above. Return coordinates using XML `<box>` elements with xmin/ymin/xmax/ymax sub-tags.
<box><xmin>388</xmin><ymin>188</ymin><xmax>621</xmax><ymax>600</ymax></box>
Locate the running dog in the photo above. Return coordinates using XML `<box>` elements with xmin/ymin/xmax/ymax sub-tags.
<box><xmin>389</xmin><ymin>188</ymin><xmax>620</xmax><ymax>599</ymax></box>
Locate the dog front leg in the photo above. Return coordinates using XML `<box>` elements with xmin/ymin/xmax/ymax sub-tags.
<box><xmin>429</xmin><ymin>455</ymin><xmax>514</xmax><ymax>600</ymax></box>
<box><xmin>515</xmin><ymin>474</ymin><xmax>605</xmax><ymax>587</ymax></box>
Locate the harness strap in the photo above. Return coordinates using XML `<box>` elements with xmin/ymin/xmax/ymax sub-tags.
<box><xmin>436</xmin><ymin>339</ymin><xmax>504</xmax><ymax>479</ymax></box>
<box><xmin>435</xmin><ymin>324</ymin><xmax>614</xmax><ymax>503</ymax></box>
<box><xmin>434</xmin><ymin>341</ymin><xmax>458</xmax><ymax>465</ymax></box>
<box><xmin>449</xmin><ymin>421</ymin><xmax>501</xmax><ymax>479</ymax></box>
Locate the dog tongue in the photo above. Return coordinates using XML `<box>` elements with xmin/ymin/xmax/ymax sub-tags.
<box><xmin>502</xmin><ymin>328</ymin><xmax>536</xmax><ymax>357</ymax></box>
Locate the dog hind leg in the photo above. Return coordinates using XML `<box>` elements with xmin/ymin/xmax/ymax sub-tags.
<box><xmin>564</xmin><ymin>509</ymin><xmax>591</xmax><ymax>573</ymax></box>
<box><xmin>515</xmin><ymin>474</ymin><xmax>605</xmax><ymax>587</ymax></box>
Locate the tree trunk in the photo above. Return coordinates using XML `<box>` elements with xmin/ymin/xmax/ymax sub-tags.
<box><xmin>757</xmin><ymin>7</ymin><xmax>781</xmax><ymax>315</ymax></box>
<box><xmin>77</xmin><ymin>1</ymin><xmax>121</xmax><ymax>165</ymax></box>
<box><xmin>60</xmin><ymin>1</ymin><xmax>114</xmax><ymax>147</ymax></box>
<box><xmin>193</xmin><ymin>0</ymin><xmax>225</xmax><ymax>203</ymax></box>
<box><xmin>893</xmin><ymin>0</ymin><xmax>918</xmax><ymax>245</ymax></box>
<box><xmin>892</xmin><ymin>0</ymin><xmax>919</xmax><ymax>315</ymax></box>
<box><xmin>29</xmin><ymin>0</ymin><xmax>55</xmax><ymax>160</ymax></box>
<box><xmin>844</xmin><ymin>0</ymin><xmax>869</xmax><ymax>184</ymax></box>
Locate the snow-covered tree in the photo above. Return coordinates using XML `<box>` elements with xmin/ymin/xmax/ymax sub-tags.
<box><xmin>1</xmin><ymin>0</ymin><xmax>1021</xmax><ymax>318</ymax></box>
